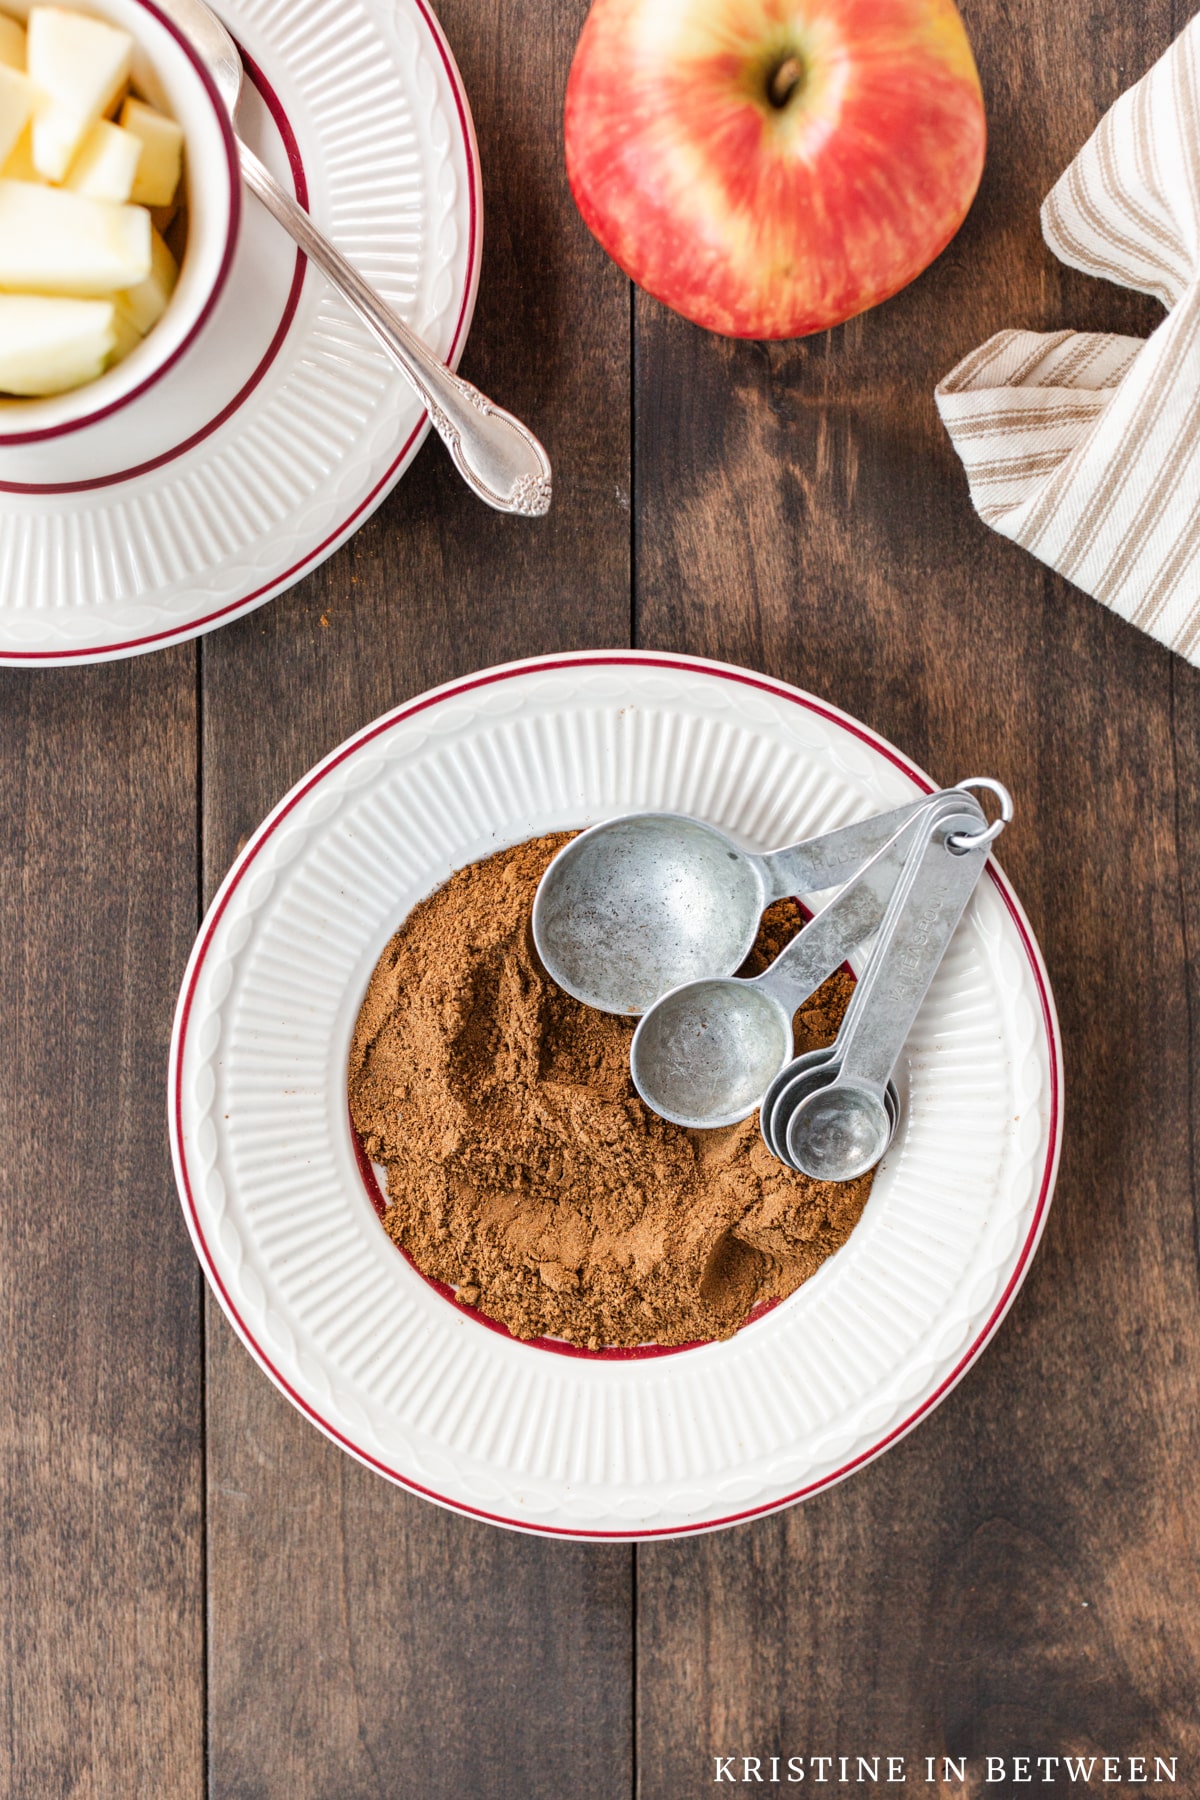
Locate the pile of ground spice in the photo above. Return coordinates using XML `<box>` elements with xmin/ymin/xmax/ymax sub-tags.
<box><xmin>348</xmin><ymin>832</ymin><xmax>873</xmax><ymax>1349</ymax></box>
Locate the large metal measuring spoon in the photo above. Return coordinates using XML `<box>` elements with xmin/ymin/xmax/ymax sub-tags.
<box><xmin>628</xmin><ymin>789</ymin><xmax>986</xmax><ymax>1129</ymax></box>
<box><xmin>533</xmin><ymin>795</ymin><xmax>940</xmax><ymax>1015</ymax></box>
<box><xmin>761</xmin><ymin>782</ymin><xmax>1008</xmax><ymax>1181</ymax></box>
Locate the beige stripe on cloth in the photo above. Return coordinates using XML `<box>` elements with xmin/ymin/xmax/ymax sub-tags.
<box><xmin>936</xmin><ymin>15</ymin><xmax>1200</xmax><ymax>663</ymax></box>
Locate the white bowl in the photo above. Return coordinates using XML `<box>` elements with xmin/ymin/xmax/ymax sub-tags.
<box><xmin>0</xmin><ymin>0</ymin><xmax>240</xmax><ymax>444</ymax></box>
<box><xmin>170</xmin><ymin>651</ymin><xmax>1062</xmax><ymax>1540</ymax></box>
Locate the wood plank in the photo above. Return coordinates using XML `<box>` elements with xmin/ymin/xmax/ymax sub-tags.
<box><xmin>201</xmin><ymin>0</ymin><xmax>634</xmax><ymax>1793</ymax></box>
<box><xmin>0</xmin><ymin>653</ymin><xmax>203</xmax><ymax>1799</ymax></box>
<box><xmin>633</xmin><ymin>0</ymin><xmax>1200</xmax><ymax>1786</ymax></box>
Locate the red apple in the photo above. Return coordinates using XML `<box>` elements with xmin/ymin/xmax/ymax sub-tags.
<box><xmin>564</xmin><ymin>0</ymin><xmax>986</xmax><ymax>339</ymax></box>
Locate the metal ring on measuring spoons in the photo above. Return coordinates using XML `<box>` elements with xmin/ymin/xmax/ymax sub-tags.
<box><xmin>947</xmin><ymin>777</ymin><xmax>1013</xmax><ymax>853</ymax></box>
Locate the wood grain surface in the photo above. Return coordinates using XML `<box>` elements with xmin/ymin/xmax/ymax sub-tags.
<box><xmin>200</xmin><ymin>3</ymin><xmax>634</xmax><ymax>1795</ymax></box>
<box><xmin>0</xmin><ymin>654</ymin><xmax>203</xmax><ymax>1798</ymax></box>
<box><xmin>635</xmin><ymin>1</ymin><xmax>1198</xmax><ymax>1789</ymax></box>
<box><xmin>1</xmin><ymin>0</ymin><xmax>1197</xmax><ymax>1794</ymax></box>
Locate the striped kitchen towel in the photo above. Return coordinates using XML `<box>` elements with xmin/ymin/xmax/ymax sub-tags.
<box><xmin>936</xmin><ymin>14</ymin><xmax>1200</xmax><ymax>662</ymax></box>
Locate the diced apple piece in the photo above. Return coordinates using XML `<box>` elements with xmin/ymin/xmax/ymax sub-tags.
<box><xmin>0</xmin><ymin>292</ymin><xmax>115</xmax><ymax>394</ymax></box>
<box><xmin>28</xmin><ymin>6</ymin><xmax>132</xmax><ymax>181</ymax></box>
<box><xmin>114</xmin><ymin>221</ymin><xmax>175</xmax><ymax>333</ymax></box>
<box><xmin>106</xmin><ymin>302</ymin><xmax>140</xmax><ymax>363</ymax></box>
<box><xmin>0</xmin><ymin>179</ymin><xmax>150</xmax><ymax>294</ymax></box>
<box><xmin>0</xmin><ymin>62</ymin><xmax>35</xmax><ymax>164</ymax></box>
<box><xmin>65</xmin><ymin>115</ymin><xmax>139</xmax><ymax>200</ymax></box>
<box><xmin>1</xmin><ymin>118</ymin><xmax>35</xmax><ymax>176</ymax></box>
<box><xmin>119</xmin><ymin>97</ymin><xmax>181</xmax><ymax>206</ymax></box>
<box><xmin>0</xmin><ymin>12</ymin><xmax>26</xmax><ymax>67</ymax></box>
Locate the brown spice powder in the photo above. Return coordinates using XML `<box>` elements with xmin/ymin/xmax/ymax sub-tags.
<box><xmin>348</xmin><ymin>832</ymin><xmax>873</xmax><ymax>1349</ymax></box>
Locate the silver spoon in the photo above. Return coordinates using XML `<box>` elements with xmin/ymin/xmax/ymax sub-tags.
<box><xmin>761</xmin><ymin>776</ymin><xmax>1012</xmax><ymax>1162</ymax></box>
<box><xmin>532</xmin><ymin>795</ymin><xmax>942</xmax><ymax>1016</ymax></box>
<box><xmin>767</xmin><ymin>786</ymin><xmax>1003</xmax><ymax>1181</ymax></box>
<box><xmin>628</xmin><ymin>790</ymin><xmax>985</xmax><ymax>1128</ymax></box>
<box><xmin>159</xmin><ymin>0</ymin><xmax>553</xmax><ymax>516</ymax></box>
<box><xmin>760</xmin><ymin>1047</ymin><xmax>899</xmax><ymax>1163</ymax></box>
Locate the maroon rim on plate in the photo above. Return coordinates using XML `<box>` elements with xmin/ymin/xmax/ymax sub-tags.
<box><xmin>169</xmin><ymin>651</ymin><xmax>1064</xmax><ymax>1541</ymax></box>
<box><xmin>0</xmin><ymin>0</ymin><xmax>480</xmax><ymax>662</ymax></box>
<box><xmin>0</xmin><ymin>48</ymin><xmax>304</xmax><ymax>494</ymax></box>
<box><xmin>0</xmin><ymin>0</ymin><xmax>243</xmax><ymax>447</ymax></box>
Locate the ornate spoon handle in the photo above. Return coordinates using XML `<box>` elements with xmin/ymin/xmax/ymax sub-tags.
<box><xmin>238</xmin><ymin>143</ymin><xmax>553</xmax><ymax>517</ymax></box>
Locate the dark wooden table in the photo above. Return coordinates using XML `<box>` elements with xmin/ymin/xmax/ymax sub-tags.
<box><xmin>3</xmin><ymin>1</ymin><xmax>1197</xmax><ymax>1793</ymax></box>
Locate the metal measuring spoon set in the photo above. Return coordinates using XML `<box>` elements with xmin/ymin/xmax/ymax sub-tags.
<box><xmin>533</xmin><ymin>779</ymin><xmax>1011</xmax><ymax>1180</ymax></box>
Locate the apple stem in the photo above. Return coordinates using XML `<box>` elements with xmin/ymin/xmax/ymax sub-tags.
<box><xmin>767</xmin><ymin>55</ymin><xmax>804</xmax><ymax>108</ymax></box>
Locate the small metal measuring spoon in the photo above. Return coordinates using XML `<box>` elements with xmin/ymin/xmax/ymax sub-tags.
<box><xmin>760</xmin><ymin>1048</ymin><xmax>900</xmax><ymax>1163</ymax></box>
<box><xmin>763</xmin><ymin>779</ymin><xmax>1010</xmax><ymax>1181</ymax></box>
<box><xmin>628</xmin><ymin>789</ymin><xmax>986</xmax><ymax>1129</ymax></box>
<box><xmin>532</xmin><ymin>796</ymin><xmax>942</xmax><ymax>1016</ymax></box>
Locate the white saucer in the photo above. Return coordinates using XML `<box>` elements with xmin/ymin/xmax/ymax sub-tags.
<box><xmin>170</xmin><ymin>651</ymin><xmax>1063</xmax><ymax>1540</ymax></box>
<box><xmin>0</xmin><ymin>0</ymin><xmax>480</xmax><ymax>665</ymax></box>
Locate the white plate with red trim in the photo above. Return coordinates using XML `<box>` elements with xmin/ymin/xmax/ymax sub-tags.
<box><xmin>169</xmin><ymin>651</ymin><xmax>1062</xmax><ymax>1540</ymax></box>
<box><xmin>0</xmin><ymin>0</ymin><xmax>480</xmax><ymax>666</ymax></box>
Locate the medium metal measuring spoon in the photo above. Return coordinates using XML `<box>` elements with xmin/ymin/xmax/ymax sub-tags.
<box><xmin>627</xmin><ymin>790</ymin><xmax>985</xmax><ymax>1129</ymax></box>
<box><xmin>533</xmin><ymin>796</ymin><xmax>942</xmax><ymax>1016</ymax></box>
<box><xmin>762</xmin><ymin>783</ymin><xmax>1007</xmax><ymax>1181</ymax></box>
